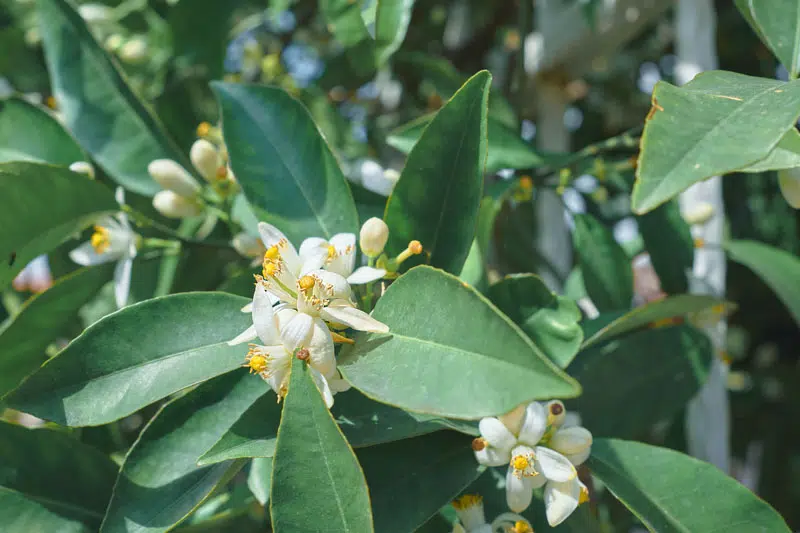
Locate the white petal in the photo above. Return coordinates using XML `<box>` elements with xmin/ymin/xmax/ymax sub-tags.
<box><xmin>321</xmin><ymin>305</ymin><xmax>389</xmax><ymax>333</ymax></box>
<box><xmin>535</xmin><ymin>447</ymin><xmax>577</xmax><ymax>482</ymax></box>
<box><xmin>114</xmin><ymin>186</ymin><xmax>126</xmax><ymax>205</ymax></box>
<box><xmin>328</xmin><ymin>233</ymin><xmax>356</xmax><ymax>277</ymax></box>
<box><xmin>308</xmin><ymin>269</ymin><xmax>352</xmax><ymax>300</ymax></box>
<box><xmin>498</xmin><ymin>404</ymin><xmax>527</xmax><ymax>437</ymax></box>
<box><xmin>281</xmin><ymin>312</ymin><xmax>314</xmax><ymax>352</ymax></box>
<box><xmin>518</xmin><ymin>402</ymin><xmax>548</xmax><ymax>445</ymax></box>
<box><xmin>346</xmin><ymin>266</ymin><xmax>386</xmax><ymax>285</ymax></box>
<box><xmin>298</xmin><ymin>237</ymin><xmax>329</xmax><ymax>273</ymax></box>
<box><xmin>241</xmin><ymin>302</ymin><xmax>254</xmax><ymax>313</ymax></box>
<box><xmin>265</xmin><ymin>349</ymin><xmax>291</xmax><ymax>396</ymax></box>
<box><xmin>308</xmin><ymin>318</ymin><xmax>336</xmax><ymax>377</ymax></box>
<box><xmin>490</xmin><ymin>513</ymin><xmax>532</xmax><ymax>533</ymax></box>
<box><xmin>452</xmin><ymin>524</ymin><xmax>466</xmax><ymax>533</ymax></box>
<box><xmin>544</xmin><ymin>478</ymin><xmax>581</xmax><ymax>527</ymax></box>
<box><xmin>549</xmin><ymin>427</ymin><xmax>592</xmax><ymax>457</ymax></box>
<box><xmin>258</xmin><ymin>222</ymin><xmax>300</xmax><ymax>274</ymax></box>
<box><xmin>478</xmin><ymin>417</ymin><xmax>516</xmax><ymax>451</ymax></box>
<box><xmin>228</xmin><ymin>324</ymin><xmax>258</xmax><ymax>346</ymax></box>
<box><xmin>328</xmin><ymin>371</ymin><xmax>352</xmax><ymax>393</ymax></box>
<box><xmin>276</xmin><ymin>307</ymin><xmax>298</xmax><ymax>330</ymax></box>
<box><xmin>505</xmin><ymin>466</ymin><xmax>535</xmax><ymax>513</ymax></box>
<box><xmin>113</xmin><ymin>257</ymin><xmax>133</xmax><ymax>308</ymax></box>
<box><xmin>258</xmin><ymin>220</ymin><xmax>288</xmax><ymax>246</ymax></box>
<box><xmin>564</xmin><ymin>448</ymin><xmax>591</xmax><ymax>466</ymax></box>
<box><xmin>253</xmin><ymin>284</ymin><xmax>279</xmax><ymax>344</ymax></box>
<box><xmin>310</xmin><ymin>366</ymin><xmax>335</xmax><ymax>408</ymax></box>
<box><xmin>69</xmin><ymin>241</ymin><xmax>116</xmax><ymax>266</ymax></box>
<box><xmin>474</xmin><ymin>446</ymin><xmax>511</xmax><ymax>467</ymax></box>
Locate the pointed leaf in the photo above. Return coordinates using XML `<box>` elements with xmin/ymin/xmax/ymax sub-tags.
<box><xmin>37</xmin><ymin>0</ymin><xmax>189</xmax><ymax>195</ymax></box>
<box><xmin>637</xmin><ymin>199</ymin><xmax>694</xmax><ymax>294</ymax></box>
<box><xmin>590</xmin><ymin>438</ymin><xmax>791</xmax><ymax>532</ymax></box>
<box><xmin>633</xmin><ymin>71</ymin><xmax>800</xmax><ymax>213</ymax></box>
<box><xmin>6</xmin><ymin>292</ymin><xmax>251</xmax><ymax>426</ymax></box>
<box><xmin>212</xmin><ymin>82</ymin><xmax>359</xmax><ymax>243</ymax></box>
<box><xmin>738</xmin><ymin>127</ymin><xmax>800</xmax><ymax>172</ymax></box>
<box><xmin>340</xmin><ymin>266</ymin><xmax>580</xmax><ymax>419</ymax></box>
<box><xmin>742</xmin><ymin>0</ymin><xmax>800</xmax><ymax>79</ymax></box>
<box><xmin>384</xmin><ymin>71</ymin><xmax>491</xmax><ymax>274</ymax></box>
<box><xmin>270</xmin><ymin>356</ymin><xmax>374</xmax><ymax>532</ymax></box>
<box><xmin>0</xmin><ymin>97</ymin><xmax>84</xmax><ymax>165</ymax></box>
<box><xmin>0</xmin><ymin>162</ymin><xmax>117</xmax><ymax>290</ymax></box>
<box><xmin>101</xmin><ymin>371</ymin><xmax>266</xmax><ymax>533</ymax></box>
<box><xmin>375</xmin><ymin>0</ymin><xmax>416</xmax><ymax>64</ymax></box>
<box><xmin>0</xmin><ymin>489</ymin><xmax>88</xmax><ymax>533</ymax></box>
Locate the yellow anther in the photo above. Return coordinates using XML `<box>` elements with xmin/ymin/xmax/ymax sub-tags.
<box><xmin>263</xmin><ymin>261</ymin><xmax>278</xmax><ymax>277</ymax></box>
<box><xmin>451</xmin><ymin>494</ymin><xmax>482</xmax><ymax>510</ymax></box>
<box><xmin>46</xmin><ymin>95</ymin><xmax>57</xmax><ymax>109</ymax></box>
<box><xmin>512</xmin><ymin>521</ymin><xmax>533</xmax><ymax>533</ymax></box>
<box><xmin>579</xmin><ymin>485</ymin><xmax>590</xmax><ymax>505</ymax></box>
<box><xmin>246</xmin><ymin>354</ymin><xmax>268</xmax><ymax>374</ymax></box>
<box><xmin>331</xmin><ymin>331</ymin><xmax>355</xmax><ymax>344</ymax></box>
<box><xmin>519</xmin><ymin>175</ymin><xmax>533</xmax><ymax>191</ymax></box>
<box><xmin>90</xmin><ymin>226</ymin><xmax>110</xmax><ymax>254</ymax></box>
<box><xmin>196</xmin><ymin>121</ymin><xmax>211</xmax><ymax>137</ymax></box>
<box><xmin>694</xmin><ymin>237</ymin><xmax>705</xmax><ymax>248</ymax></box>
<box><xmin>264</xmin><ymin>245</ymin><xmax>280</xmax><ymax>261</ymax></box>
<box><xmin>512</xmin><ymin>455</ymin><xmax>530</xmax><ymax>471</ymax></box>
<box><xmin>326</xmin><ymin>244</ymin><xmax>337</xmax><ymax>259</ymax></box>
<box><xmin>408</xmin><ymin>240</ymin><xmax>423</xmax><ymax>255</ymax></box>
<box><xmin>215</xmin><ymin>166</ymin><xmax>228</xmax><ymax>180</ymax></box>
<box><xmin>298</xmin><ymin>275</ymin><xmax>316</xmax><ymax>291</ymax></box>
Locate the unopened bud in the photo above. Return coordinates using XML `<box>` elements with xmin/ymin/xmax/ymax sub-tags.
<box><xmin>359</xmin><ymin>217</ymin><xmax>389</xmax><ymax>257</ymax></box>
<box><xmin>546</xmin><ymin>400</ymin><xmax>566</xmax><ymax>427</ymax></box>
<box><xmin>78</xmin><ymin>4</ymin><xmax>113</xmax><ymax>23</ymax></box>
<box><xmin>152</xmin><ymin>190</ymin><xmax>202</xmax><ymax>219</ymax></box>
<box><xmin>232</xmin><ymin>232</ymin><xmax>264</xmax><ymax>258</ymax></box>
<box><xmin>119</xmin><ymin>37</ymin><xmax>148</xmax><ymax>64</ymax></box>
<box><xmin>69</xmin><ymin>161</ymin><xmax>95</xmax><ymax>179</ymax></box>
<box><xmin>104</xmin><ymin>34</ymin><xmax>124</xmax><ymax>53</ymax></box>
<box><xmin>778</xmin><ymin>169</ymin><xmax>800</xmax><ymax>209</ymax></box>
<box><xmin>147</xmin><ymin>159</ymin><xmax>201</xmax><ymax>198</ymax></box>
<box><xmin>190</xmin><ymin>139</ymin><xmax>220</xmax><ymax>182</ymax></box>
<box><xmin>682</xmin><ymin>202</ymin><xmax>715</xmax><ymax>225</ymax></box>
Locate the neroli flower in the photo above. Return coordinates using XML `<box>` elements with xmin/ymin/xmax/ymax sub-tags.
<box><xmin>450</xmin><ymin>494</ymin><xmax>533</xmax><ymax>533</ymax></box>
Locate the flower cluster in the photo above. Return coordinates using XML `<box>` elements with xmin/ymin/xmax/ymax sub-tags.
<box><xmin>473</xmin><ymin>400</ymin><xmax>592</xmax><ymax>526</ymax></box>
<box><xmin>451</xmin><ymin>494</ymin><xmax>532</xmax><ymax>533</ymax></box>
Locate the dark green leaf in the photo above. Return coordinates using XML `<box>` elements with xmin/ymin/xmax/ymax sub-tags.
<box><xmin>6</xmin><ymin>292</ymin><xmax>252</xmax><ymax>426</ymax></box>
<box><xmin>572</xmin><ymin>213</ymin><xmax>633</xmax><ymax>311</ymax></box>
<box><xmin>37</xmin><ymin>0</ymin><xmax>189</xmax><ymax>195</ymax></box>
<box><xmin>0</xmin><ymin>97</ymin><xmax>84</xmax><ymax>165</ymax></box>
<box><xmin>636</xmin><ymin>200</ymin><xmax>694</xmax><ymax>294</ymax></box>
<box><xmin>0</xmin><ymin>421</ymin><xmax>117</xmax><ymax>526</ymax></box>
<box><xmin>590</xmin><ymin>438</ymin><xmax>791</xmax><ymax>532</ymax></box>
<box><xmin>320</xmin><ymin>0</ymin><xmax>376</xmax><ymax>80</ymax></box>
<box><xmin>340</xmin><ymin>266</ymin><xmax>580</xmax><ymax>419</ymax></box>
<box><xmin>568</xmin><ymin>325</ymin><xmax>712</xmax><ymax>438</ymax></box>
<box><xmin>384</xmin><ymin>71</ymin><xmax>491</xmax><ymax>274</ymax></box>
<box><xmin>374</xmin><ymin>0</ymin><xmax>416</xmax><ymax>64</ymax></box>
<box><xmin>0</xmin><ymin>265</ymin><xmax>113</xmax><ymax>398</ymax></box>
<box><xmin>169</xmin><ymin>0</ymin><xmax>240</xmax><ymax>79</ymax></box>
<box><xmin>740</xmin><ymin>1</ymin><xmax>800</xmax><ymax>79</ymax></box>
<box><xmin>488</xmin><ymin>274</ymin><xmax>583</xmax><ymax>368</ymax></box>
<box><xmin>0</xmin><ymin>162</ymin><xmax>117</xmax><ymax>290</ymax></box>
<box><xmin>101</xmin><ymin>371</ymin><xmax>266</xmax><ymax>533</ymax></box>
<box><xmin>271</xmin><ymin>357</ymin><xmax>374</xmax><ymax>532</ymax></box>
<box><xmin>212</xmin><ymin>82</ymin><xmax>359</xmax><ymax>243</ymax></box>
<box><xmin>0</xmin><ymin>489</ymin><xmax>88</xmax><ymax>533</ymax></box>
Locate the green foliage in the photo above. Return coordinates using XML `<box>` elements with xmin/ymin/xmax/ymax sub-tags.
<box><xmin>636</xmin><ymin>199</ymin><xmax>694</xmax><ymax>294</ymax></box>
<box><xmin>0</xmin><ymin>97</ymin><xmax>84</xmax><ymax>165</ymax></box>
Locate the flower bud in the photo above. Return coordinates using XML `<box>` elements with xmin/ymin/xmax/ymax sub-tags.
<box><xmin>119</xmin><ymin>37</ymin><xmax>148</xmax><ymax>64</ymax></box>
<box><xmin>232</xmin><ymin>232</ymin><xmax>265</xmax><ymax>258</ymax></box>
<box><xmin>104</xmin><ymin>34</ymin><xmax>124</xmax><ymax>53</ymax></box>
<box><xmin>778</xmin><ymin>169</ymin><xmax>800</xmax><ymax>209</ymax></box>
<box><xmin>682</xmin><ymin>201</ymin><xmax>715</xmax><ymax>225</ymax></box>
<box><xmin>69</xmin><ymin>161</ymin><xmax>95</xmax><ymax>179</ymax></box>
<box><xmin>147</xmin><ymin>159</ymin><xmax>201</xmax><ymax>198</ymax></box>
<box><xmin>359</xmin><ymin>217</ymin><xmax>389</xmax><ymax>257</ymax></box>
<box><xmin>152</xmin><ymin>190</ymin><xmax>202</xmax><ymax>219</ymax></box>
<box><xmin>190</xmin><ymin>139</ymin><xmax>220</xmax><ymax>182</ymax></box>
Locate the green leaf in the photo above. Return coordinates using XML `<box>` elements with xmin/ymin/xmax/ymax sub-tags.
<box><xmin>0</xmin><ymin>421</ymin><xmax>117</xmax><ymax>527</ymax></box>
<box><xmin>0</xmin><ymin>162</ymin><xmax>117</xmax><ymax>290</ymax></box>
<box><xmin>212</xmin><ymin>82</ymin><xmax>359</xmax><ymax>243</ymax></box>
<box><xmin>572</xmin><ymin>213</ymin><xmax>633</xmax><ymax>311</ymax></box>
<box><xmin>384</xmin><ymin>71</ymin><xmax>491</xmax><ymax>274</ymax></box>
<box><xmin>320</xmin><ymin>0</ymin><xmax>376</xmax><ymax>80</ymax></box>
<box><xmin>488</xmin><ymin>274</ymin><xmax>583</xmax><ymax>368</ymax></box>
<box><xmin>247</xmin><ymin>458</ymin><xmax>272</xmax><ymax>506</ymax></box>
<box><xmin>568</xmin><ymin>325</ymin><xmax>712</xmax><ymax>438</ymax></box>
<box><xmin>0</xmin><ymin>265</ymin><xmax>113</xmax><ymax>398</ymax></box>
<box><xmin>0</xmin><ymin>489</ymin><xmax>89</xmax><ymax>533</ymax></box>
<box><xmin>636</xmin><ymin>200</ymin><xmax>694</xmax><ymax>294</ymax></box>
<box><xmin>387</xmin><ymin>114</ymin><xmax>545</xmax><ymax>174</ymax></box>
<box><xmin>590</xmin><ymin>438</ymin><xmax>791</xmax><ymax>532</ymax></box>
<box><xmin>101</xmin><ymin>370</ymin><xmax>265</xmax><ymax>533</ymax></box>
<box><xmin>6</xmin><ymin>292</ymin><xmax>252</xmax><ymax>426</ymax></box>
<box><xmin>581</xmin><ymin>294</ymin><xmax>732</xmax><ymax>349</ymax></box>
<box><xmin>738</xmin><ymin>127</ymin><xmax>800</xmax><ymax>172</ymax></box>
<box><xmin>36</xmin><ymin>0</ymin><xmax>189</xmax><ymax>195</ymax></box>
<box><xmin>0</xmin><ymin>97</ymin><xmax>84</xmax><ymax>165</ymax></box>
<box><xmin>374</xmin><ymin>0</ymin><xmax>416</xmax><ymax>64</ymax></box>
<box><xmin>726</xmin><ymin>239</ymin><xmax>800</xmax><ymax>325</ymax></box>
<box><xmin>340</xmin><ymin>266</ymin><xmax>580</xmax><ymax>419</ymax></box>
<box><xmin>169</xmin><ymin>0</ymin><xmax>240</xmax><ymax>79</ymax></box>
<box><xmin>358</xmin><ymin>431</ymin><xmax>482</xmax><ymax>533</ymax></box>
<box><xmin>271</xmin><ymin>357</ymin><xmax>374</xmax><ymax>532</ymax></box>
<box><xmin>741</xmin><ymin>1</ymin><xmax>800</xmax><ymax>79</ymax></box>
<box><xmin>633</xmin><ymin>71</ymin><xmax>800</xmax><ymax>213</ymax></box>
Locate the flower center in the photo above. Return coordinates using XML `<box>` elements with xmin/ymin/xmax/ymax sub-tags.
<box><xmin>245</xmin><ymin>346</ymin><xmax>270</xmax><ymax>374</ymax></box>
<box><xmin>326</xmin><ymin>244</ymin><xmax>337</xmax><ymax>260</ymax></box>
<box><xmin>451</xmin><ymin>494</ymin><xmax>482</xmax><ymax>510</ymax></box>
<box><xmin>298</xmin><ymin>275</ymin><xmax>316</xmax><ymax>292</ymax></box>
<box><xmin>264</xmin><ymin>245</ymin><xmax>280</xmax><ymax>261</ymax></box>
<box><xmin>512</xmin><ymin>455</ymin><xmax>529</xmax><ymax>470</ymax></box>
<box><xmin>510</xmin><ymin>451</ymin><xmax>539</xmax><ymax>478</ymax></box>
<box><xmin>91</xmin><ymin>225</ymin><xmax>111</xmax><ymax>254</ymax></box>
<box><xmin>512</xmin><ymin>521</ymin><xmax>533</xmax><ymax>533</ymax></box>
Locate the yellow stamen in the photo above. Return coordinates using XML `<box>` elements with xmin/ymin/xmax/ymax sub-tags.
<box><xmin>215</xmin><ymin>166</ymin><xmax>228</xmax><ymax>180</ymax></box>
<box><xmin>245</xmin><ymin>352</ymin><xmax>268</xmax><ymax>374</ymax></box>
<box><xmin>451</xmin><ymin>494</ymin><xmax>482</xmax><ymax>510</ymax></box>
<box><xmin>196</xmin><ymin>121</ymin><xmax>211</xmax><ymax>137</ymax></box>
<box><xmin>326</xmin><ymin>244</ymin><xmax>337</xmax><ymax>259</ymax></box>
<box><xmin>519</xmin><ymin>175</ymin><xmax>533</xmax><ymax>191</ymax></box>
<box><xmin>510</xmin><ymin>452</ymin><xmax>539</xmax><ymax>478</ymax></box>
<box><xmin>90</xmin><ymin>225</ymin><xmax>110</xmax><ymax>254</ymax></box>
<box><xmin>46</xmin><ymin>95</ymin><xmax>57</xmax><ymax>109</ymax></box>
<box><xmin>512</xmin><ymin>455</ymin><xmax>530</xmax><ymax>471</ymax></box>
<box><xmin>298</xmin><ymin>275</ymin><xmax>315</xmax><ymax>292</ymax></box>
<box><xmin>331</xmin><ymin>331</ymin><xmax>355</xmax><ymax>344</ymax></box>
<box><xmin>263</xmin><ymin>261</ymin><xmax>278</xmax><ymax>277</ymax></box>
<box><xmin>264</xmin><ymin>245</ymin><xmax>280</xmax><ymax>261</ymax></box>
<box><xmin>512</xmin><ymin>521</ymin><xmax>533</xmax><ymax>533</ymax></box>
<box><xmin>408</xmin><ymin>240</ymin><xmax>423</xmax><ymax>255</ymax></box>
<box><xmin>579</xmin><ymin>485</ymin><xmax>590</xmax><ymax>505</ymax></box>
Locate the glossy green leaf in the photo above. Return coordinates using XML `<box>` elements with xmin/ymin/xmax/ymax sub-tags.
<box><xmin>739</xmin><ymin>127</ymin><xmax>800</xmax><ymax>172</ymax></box>
<box><xmin>582</xmin><ymin>294</ymin><xmax>731</xmax><ymax>349</ymax></box>
<box><xmin>320</xmin><ymin>0</ymin><xmax>376</xmax><ymax>80</ymax></box>
<box><xmin>590</xmin><ymin>438</ymin><xmax>791</xmax><ymax>532</ymax></box>
<box><xmin>212</xmin><ymin>82</ymin><xmax>359</xmax><ymax>243</ymax></box>
<box><xmin>633</xmin><ymin>71</ymin><xmax>800</xmax><ymax>213</ymax></box>
<box><xmin>636</xmin><ymin>200</ymin><xmax>694</xmax><ymax>294</ymax></box>
<box><xmin>101</xmin><ymin>371</ymin><xmax>265</xmax><ymax>533</ymax></box>
<box><xmin>37</xmin><ymin>0</ymin><xmax>188</xmax><ymax>195</ymax></box>
<box><xmin>375</xmin><ymin>0</ymin><xmax>416</xmax><ymax>64</ymax></box>
<box><xmin>271</xmin><ymin>357</ymin><xmax>374</xmax><ymax>532</ymax></box>
<box><xmin>0</xmin><ymin>97</ymin><xmax>84</xmax><ymax>165</ymax></box>
<box><xmin>358</xmin><ymin>431</ymin><xmax>481</xmax><ymax>533</ymax></box>
<box><xmin>0</xmin><ymin>162</ymin><xmax>117</xmax><ymax>290</ymax></box>
<box><xmin>6</xmin><ymin>292</ymin><xmax>251</xmax><ymax>426</ymax></box>
<box><xmin>387</xmin><ymin>114</ymin><xmax>545</xmax><ymax>174</ymax></box>
<box><xmin>741</xmin><ymin>1</ymin><xmax>800</xmax><ymax>79</ymax></box>
<box><xmin>169</xmin><ymin>0</ymin><xmax>240</xmax><ymax>79</ymax></box>
<box><xmin>572</xmin><ymin>214</ymin><xmax>633</xmax><ymax>311</ymax></box>
<box><xmin>0</xmin><ymin>265</ymin><xmax>112</xmax><ymax>398</ymax></box>
<box><xmin>568</xmin><ymin>325</ymin><xmax>712</xmax><ymax>438</ymax></box>
<box><xmin>488</xmin><ymin>274</ymin><xmax>583</xmax><ymax>368</ymax></box>
<box><xmin>247</xmin><ymin>458</ymin><xmax>272</xmax><ymax>506</ymax></box>
<box><xmin>726</xmin><ymin>239</ymin><xmax>800</xmax><ymax>325</ymax></box>
<box><xmin>0</xmin><ymin>489</ymin><xmax>88</xmax><ymax>533</ymax></box>
<box><xmin>384</xmin><ymin>71</ymin><xmax>491</xmax><ymax>274</ymax></box>
<box><xmin>0</xmin><ymin>421</ymin><xmax>117</xmax><ymax>527</ymax></box>
<box><xmin>340</xmin><ymin>266</ymin><xmax>580</xmax><ymax>419</ymax></box>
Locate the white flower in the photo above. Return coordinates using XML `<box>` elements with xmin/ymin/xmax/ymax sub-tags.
<box><xmin>190</xmin><ymin>139</ymin><xmax>222</xmax><ymax>183</ymax></box>
<box><xmin>450</xmin><ymin>494</ymin><xmax>533</xmax><ymax>533</ymax></box>
<box><xmin>473</xmin><ymin>401</ymin><xmax>593</xmax><ymax>526</ymax></box>
<box><xmin>69</xmin><ymin>190</ymin><xmax>137</xmax><ymax>308</ymax></box>
<box><xmin>147</xmin><ymin>159</ymin><xmax>202</xmax><ymax>199</ymax></box>
<box><xmin>232</xmin><ymin>232</ymin><xmax>267</xmax><ymax>266</ymax></box>
<box><xmin>359</xmin><ymin>217</ymin><xmax>389</xmax><ymax>258</ymax></box>
<box><xmin>152</xmin><ymin>190</ymin><xmax>203</xmax><ymax>219</ymax></box>
<box><xmin>12</xmin><ymin>255</ymin><xmax>53</xmax><ymax>293</ymax></box>
<box><xmin>298</xmin><ymin>232</ymin><xmax>385</xmax><ymax>285</ymax></box>
<box><xmin>68</xmin><ymin>161</ymin><xmax>95</xmax><ymax>179</ymax></box>
<box><xmin>349</xmin><ymin>159</ymin><xmax>400</xmax><ymax>197</ymax></box>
